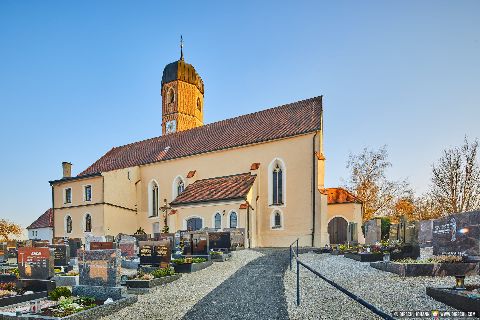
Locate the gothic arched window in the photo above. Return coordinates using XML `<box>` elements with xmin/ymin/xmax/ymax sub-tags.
<box><xmin>177</xmin><ymin>179</ymin><xmax>185</xmax><ymax>196</ymax></box>
<box><xmin>66</xmin><ymin>216</ymin><xmax>72</xmax><ymax>234</ymax></box>
<box><xmin>229</xmin><ymin>212</ymin><xmax>238</xmax><ymax>228</ymax></box>
<box><xmin>272</xmin><ymin>164</ymin><xmax>283</xmax><ymax>205</ymax></box>
<box><xmin>85</xmin><ymin>214</ymin><xmax>92</xmax><ymax>232</ymax></box>
<box><xmin>214</xmin><ymin>213</ymin><xmax>221</xmax><ymax>229</ymax></box>
<box><xmin>274</xmin><ymin>212</ymin><xmax>281</xmax><ymax>228</ymax></box>
<box><xmin>149</xmin><ymin>180</ymin><xmax>159</xmax><ymax>217</ymax></box>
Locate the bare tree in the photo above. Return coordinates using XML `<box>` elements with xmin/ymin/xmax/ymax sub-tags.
<box><xmin>430</xmin><ymin>137</ymin><xmax>480</xmax><ymax>215</ymax></box>
<box><xmin>346</xmin><ymin>146</ymin><xmax>411</xmax><ymax>221</ymax></box>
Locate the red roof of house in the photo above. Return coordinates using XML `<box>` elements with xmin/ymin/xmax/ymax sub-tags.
<box><xmin>171</xmin><ymin>173</ymin><xmax>256</xmax><ymax>206</ymax></box>
<box><xmin>325</xmin><ymin>188</ymin><xmax>362</xmax><ymax>205</ymax></box>
<box><xmin>27</xmin><ymin>208</ymin><xmax>54</xmax><ymax>229</ymax></box>
<box><xmin>77</xmin><ymin>96</ymin><xmax>322</xmax><ymax>177</ymax></box>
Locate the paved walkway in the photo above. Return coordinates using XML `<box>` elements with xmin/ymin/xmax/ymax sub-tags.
<box><xmin>182</xmin><ymin>249</ymin><xmax>290</xmax><ymax>320</ymax></box>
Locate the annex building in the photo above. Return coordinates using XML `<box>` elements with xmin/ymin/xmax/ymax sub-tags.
<box><xmin>48</xmin><ymin>48</ymin><xmax>364</xmax><ymax>247</ymax></box>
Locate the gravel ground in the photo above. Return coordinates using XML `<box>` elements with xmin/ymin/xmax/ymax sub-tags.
<box><xmin>284</xmin><ymin>252</ymin><xmax>480</xmax><ymax>320</ymax></box>
<box><xmin>101</xmin><ymin>249</ymin><xmax>263</xmax><ymax>320</ymax></box>
<box><xmin>183</xmin><ymin>248</ymin><xmax>290</xmax><ymax>320</ymax></box>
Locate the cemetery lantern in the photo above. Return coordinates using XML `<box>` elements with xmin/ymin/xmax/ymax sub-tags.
<box><xmin>454</xmin><ymin>275</ymin><xmax>466</xmax><ymax>290</ymax></box>
<box><xmin>383</xmin><ymin>252</ymin><xmax>390</xmax><ymax>263</ymax></box>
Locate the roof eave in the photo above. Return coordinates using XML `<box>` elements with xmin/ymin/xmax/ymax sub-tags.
<box><xmin>49</xmin><ymin>172</ymin><xmax>102</xmax><ymax>185</ymax></box>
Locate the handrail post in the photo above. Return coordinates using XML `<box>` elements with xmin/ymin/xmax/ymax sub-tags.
<box><xmin>289</xmin><ymin>245</ymin><xmax>292</xmax><ymax>271</ymax></box>
<box><xmin>296</xmin><ymin>258</ymin><xmax>300</xmax><ymax>306</ymax></box>
<box><xmin>296</xmin><ymin>238</ymin><xmax>299</xmax><ymax>256</ymax></box>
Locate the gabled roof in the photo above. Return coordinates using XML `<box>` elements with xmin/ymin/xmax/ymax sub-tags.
<box><xmin>27</xmin><ymin>208</ymin><xmax>54</xmax><ymax>229</ymax></box>
<box><xmin>171</xmin><ymin>173</ymin><xmax>256</xmax><ymax>206</ymax></box>
<box><xmin>325</xmin><ymin>188</ymin><xmax>362</xmax><ymax>205</ymax></box>
<box><xmin>78</xmin><ymin>96</ymin><xmax>322</xmax><ymax>177</ymax></box>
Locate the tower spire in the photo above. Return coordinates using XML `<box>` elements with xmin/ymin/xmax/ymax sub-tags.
<box><xmin>180</xmin><ymin>35</ymin><xmax>184</xmax><ymax>61</ymax></box>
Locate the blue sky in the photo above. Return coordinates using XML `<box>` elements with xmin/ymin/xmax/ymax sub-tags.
<box><xmin>0</xmin><ymin>1</ymin><xmax>479</xmax><ymax>228</ymax></box>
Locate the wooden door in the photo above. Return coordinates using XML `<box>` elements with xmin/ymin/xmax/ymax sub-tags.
<box><xmin>328</xmin><ymin>217</ymin><xmax>348</xmax><ymax>244</ymax></box>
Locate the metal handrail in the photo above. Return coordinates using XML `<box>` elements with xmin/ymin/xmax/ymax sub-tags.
<box><xmin>289</xmin><ymin>240</ymin><xmax>394</xmax><ymax>320</ymax></box>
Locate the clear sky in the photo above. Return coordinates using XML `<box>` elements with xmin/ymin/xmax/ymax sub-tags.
<box><xmin>0</xmin><ymin>1</ymin><xmax>479</xmax><ymax>229</ymax></box>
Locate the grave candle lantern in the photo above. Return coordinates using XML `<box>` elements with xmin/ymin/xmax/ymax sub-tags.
<box><xmin>454</xmin><ymin>275</ymin><xmax>466</xmax><ymax>290</ymax></box>
<box><xmin>383</xmin><ymin>252</ymin><xmax>390</xmax><ymax>263</ymax></box>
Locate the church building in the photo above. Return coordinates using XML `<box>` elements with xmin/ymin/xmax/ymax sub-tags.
<box><xmin>49</xmin><ymin>46</ymin><xmax>364</xmax><ymax>247</ymax></box>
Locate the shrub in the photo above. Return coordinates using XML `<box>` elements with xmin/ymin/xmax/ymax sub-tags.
<box><xmin>0</xmin><ymin>282</ymin><xmax>15</xmax><ymax>291</ymax></box>
<box><xmin>151</xmin><ymin>267</ymin><xmax>174</xmax><ymax>278</ymax></box>
<box><xmin>210</xmin><ymin>251</ymin><xmax>223</xmax><ymax>256</ymax></box>
<box><xmin>49</xmin><ymin>286</ymin><xmax>72</xmax><ymax>301</ymax></box>
<box><xmin>191</xmin><ymin>258</ymin><xmax>207</xmax><ymax>263</ymax></box>
<box><xmin>9</xmin><ymin>268</ymin><xmax>19</xmax><ymax>278</ymax></box>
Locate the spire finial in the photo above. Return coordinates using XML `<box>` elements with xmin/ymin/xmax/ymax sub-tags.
<box><xmin>180</xmin><ymin>35</ymin><xmax>184</xmax><ymax>61</ymax></box>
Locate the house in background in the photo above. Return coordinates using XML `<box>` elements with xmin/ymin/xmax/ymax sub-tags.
<box><xmin>325</xmin><ymin>187</ymin><xmax>365</xmax><ymax>245</ymax></box>
<box><xmin>26</xmin><ymin>208</ymin><xmax>54</xmax><ymax>242</ymax></box>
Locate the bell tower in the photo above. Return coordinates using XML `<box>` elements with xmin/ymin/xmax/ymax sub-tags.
<box><xmin>161</xmin><ymin>37</ymin><xmax>204</xmax><ymax>135</ymax></box>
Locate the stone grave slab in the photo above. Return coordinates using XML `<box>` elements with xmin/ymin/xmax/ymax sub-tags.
<box><xmin>68</xmin><ymin>238</ymin><xmax>82</xmax><ymax>257</ymax></box>
<box><xmin>224</xmin><ymin>228</ymin><xmax>246</xmax><ymax>249</ymax></box>
<box><xmin>191</xmin><ymin>232</ymin><xmax>209</xmax><ymax>256</ymax></box>
<box><xmin>17</xmin><ymin>247</ymin><xmax>54</xmax><ymax>279</ymax></box>
<box><xmin>180</xmin><ymin>232</ymin><xmax>193</xmax><ymax>256</ymax></box>
<box><xmin>90</xmin><ymin>242</ymin><xmax>115</xmax><ymax>250</ymax></box>
<box><xmin>433</xmin><ymin>211</ymin><xmax>480</xmax><ymax>257</ymax></box>
<box><xmin>208</xmin><ymin>232</ymin><xmax>231</xmax><ymax>251</ymax></box>
<box><xmin>85</xmin><ymin>235</ymin><xmax>106</xmax><ymax>250</ymax></box>
<box><xmin>77</xmin><ymin>249</ymin><xmax>121</xmax><ymax>287</ymax></box>
<box><xmin>419</xmin><ymin>220</ymin><xmax>433</xmax><ymax>247</ymax></box>
<box><xmin>364</xmin><ymin>219</ymin><xmax>381</xmax><ymax>245</ymax></box>
<box><xmin>139</xmin><ymin>240</ymin><xmax>171</xmax><ymax>267</ymax></box>
<box><xmin>49</xmin><ymin>244</ymin><xmax>70</xmax><ymax>267</ymax></box>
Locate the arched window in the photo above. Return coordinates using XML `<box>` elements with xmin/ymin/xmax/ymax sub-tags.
<box><xmin>85</xmin><ymin>214</ymin><xmax>92</xmax><ymax>232</ymax></box>
<box><xmin>269</xmin><ymin>158</ymin><xmax>286</xmax><ymax>206</ymax></box>
<box><xmin>214</xmin><ymin>213</ymin><xmax>221</xmax><ymax>229</ymax></box>
<box><xmin>229</xmin><ymin>212</ymin><xmax>238</xmax><ymax>228</ymax></box>
<box><xmin>177</xmin><ymin>180</ymin><xmax>185</xmax><ymax>196</ymax></box>
<box><xmin>148</xmin><ymin>180</ymin><xmax>159</xmax><ymax>217</ymax></box>
<box><xmin>274</xmin><ymin>212</ymin><xmax>281</xmax><ymax>228</ymax></box>
<box><xmin>66</xmin><ymin>216</ymin><xmax>72</xmax><ymax>234</ymax></box>
<box><xmin>197</xmin><ymin>97</ymin><xmax>201</xmax><ymax>111</ymax></box>
<box><xmin>167</xmin><ymin>88</ymin><xmax>175</xmax><ymax>103</ymax></box>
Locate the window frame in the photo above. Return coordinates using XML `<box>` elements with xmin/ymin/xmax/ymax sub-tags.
<box><xmin>148</xmin><ymin>180</ymin><xmax>160</xmax><ymax>218</ymax></box>
<box><xmin>83</xmin><ymin>185</ymin><xmax>92</xmax><ymax>202</ymax></box>
<box><xmin>213</xmin><ymin>212</ymin><xmax>222</xmax><ymax>229</ymax></box>
<box><xmin>65</xmin><ymin>215</ymin><xmax>73</xmax><ymax>234</ymax></box>
<box><xmin>64</xmin><ymin>187</ymin><xmax>72</xmax><ymax>204</ymax></box>
<box><xmin>229</xmin><ymin>211</ymin><xmax>238</xmax><ymax>229</ymax></box>
<box><xmin>268</xmin><ymin>158</ymin><xmax>287</xmax><ymax>207</ymax></box>
<box><xmin>271</xmin><ymin>210</ymin><xmax>284</xmax><ymax>230</ymax></box>
<box><xmin>84</xmin><ymin>213</ymin><xmax>92</xmax><ymax>232</ymax></box>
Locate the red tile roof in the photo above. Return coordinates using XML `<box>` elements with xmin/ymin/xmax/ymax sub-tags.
<box><xmin>27</xmin><ymin>208</ymin><xmax>54</xmax><ymax>229</ymax></box>
<box><xmin>78</xmin><ymin>96</ymin><xmax>322</xmax><ymax>176</ymax></box>
<box><xmin>171</xmin><ymin>173</ymin><xmax>256</xmax><ymax>206</ymax></box>
<box><xmin>325</xmin><ymin>188</ymin><xmax>362</xmax><ymax>205</ymax></box>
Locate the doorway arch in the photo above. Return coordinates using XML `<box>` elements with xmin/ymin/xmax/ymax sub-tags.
<box><xmin>328</xmin><ymin>216</ymin><xmax>348</xmax><ymax>244</ymax></box>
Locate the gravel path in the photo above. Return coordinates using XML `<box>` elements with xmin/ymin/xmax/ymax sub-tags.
<box><xmin>101</xmin><ymin>250</ymin><xmax>263</xmax><ymax>320</ymax></box>
<box><xmin>284</xmin><ymin>252</ymin><xmax>480</xmax><ymax>320</ymax></box>
<box><xmin>183</xmin><ymin>248</ymin><xmax>290</xmax><ymax>320</ymax></box>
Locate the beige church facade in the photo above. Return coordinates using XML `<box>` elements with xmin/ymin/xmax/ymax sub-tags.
<box><xmin>49</xmin><ymin>51</ymin><xmax>364</xmax><ymax>247</ymax></box>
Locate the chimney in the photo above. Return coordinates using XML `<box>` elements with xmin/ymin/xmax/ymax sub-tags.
<box><xmin>62</xmin><ymin>162</ymin><xmax>72</xmax><ymax>178</ymax></box>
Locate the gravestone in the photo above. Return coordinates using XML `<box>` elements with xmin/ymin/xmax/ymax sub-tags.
<box><xmin>224</xmin><ymin>228</ymin><xmax>246</xmax><ymax>249</ymax></box>
<box><xmin>133</xmin><ymin>228</ymin><xmax>149</xmax><ymax>242</ymax></box>
<box><xmin>90</xmin><ymin>242</ymin><xmax>115</xmax><ymax>250</ymax></box>
<box><xmin>347</xmin><ymin>222</ymin><xmax>358</xmax><ymax>244</ymax></box>
<box><xmin>138</xmin><ymin>240</ymin><xmax>171</xmax><ymax>267</ymax></box>
<box><xmin>389</xmin><ymin>223</ymin><xmax>400</xmax><ymax>241</ymax></box>
<box><xmin>180</xmin><ymin>231</ymin><xmax>193</xmax><ymax>255</ymax></box>
<box><xmin>418</xmin><ymin>220</ymin><xmax>433</xmax><ymax>247</ymax></box>
<box><xmin>208</xmin><ymin>232</ymin><xmax>231</xmax><ymax>251</ymax></box>
<box><xmin>68</xmin><ymin>238</ymin><xmax>82</xmax><ymax>258</ymax></box>
<box><xmin>49</xmin><ymin>244</ymin><xmax>70</xmax><ymax>267</ymax></box>
<box><xmin>105</xmin><ymin>235</ymin><xmax>115</xmax><ymax>242</ymax></box>
<box><xmin>117</xmin><ymin>234</ymin><xmax>137</xmax><ymax>258</ymax></box>
<box><xmin>33</xmin><ymin>240</ymin><xmax>50</xmax><ymax>247</ymax></box>
<box><xmin>364</xmin><ymin>219</ymin><xmax>382</xmax><ymax>245</ymax></box>
<box><xmin>77</xmin><ymin>249</ymin><xmax>121</xmax><ymax>286</ymax></box>
<box><xmin>191</xmin><ymin>232</ymin><xmax>209</xmax><ymax>256</ymax></box>
<box><xmin>85</xmin><ymin>235</ymin><xmax>106</xmax><ymax>250</ymax></box>
<box><xmin>74</xmin><ymin>249</ymin><xmax>124</xmax><ymax>300</ymax></box>
<box><xmin>0</xmin><ymin>243</ymin><xmax>6</xmax><ymax>263</ymax></box>
<box><xmin>17</xmin><ymin>247</ymin><xmax>54</xmax><ymax>279</ymax></box>
<box><xmin>153</xmin><ymin>233</ymin><xmax>176</xmax><ymax>252</ymax></box>
<box><xmin>432</xmin><ymin>211</ymin><xmax>480</xmax><ymax>258</ymax></box>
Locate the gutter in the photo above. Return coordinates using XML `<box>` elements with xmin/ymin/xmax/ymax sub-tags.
<box><xmin>51</xmin><ymin>185</ymin><xmax>55</xmax><ymax>241</ymax></box>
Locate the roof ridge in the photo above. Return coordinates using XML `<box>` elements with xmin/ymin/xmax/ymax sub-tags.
<box><xmin>191</xmin><ymin>172</ymin><xmax>254</xmax><ymax>183</ymax></box>
<box><xmin>103</xmin><ymin>96</ymin><xmax>323</xmax><ymax>151</ymax></box>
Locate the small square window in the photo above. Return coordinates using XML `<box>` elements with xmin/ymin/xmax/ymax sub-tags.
<box><xmin>64</xmin><ymin>188</ymin><xmax>72</xmax><ymax>204</ymax></box>
<box><xmin>84</xmin><ymin>185</ymin><xmax>92</xmax><ymax>202</ymax></box>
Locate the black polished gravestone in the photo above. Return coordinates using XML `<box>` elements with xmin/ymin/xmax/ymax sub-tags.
<box><xmin>433</xmin><ymin>211</ymin><xmax>480</xmax><ymax>258</ymax></box>
<box><xmin>153</xmin><ymin>233</ymin><xmax>175</xmax><ymax>252</ymax></box>
<box><xmin>138</xmin><ymin>240</ymin><xmax>171</xmax><ymax>267</ymax></box>
<box><xmin>17</xmin><ymin>247</ymin><xmax>54</xmax><ymax>279</ymax></box>
<box><xmin>49</xmin><ymin>244</ymin><xmax>70</xmax><ymax>267</ymax></box>
<box><xmin>68</xmin><ymin>238</ymin><xmax>82</xmax><ymax>258</ymax></box>
<box><xmin>208</xmin><ymin>232</ymin><xmax>231</xmax><ymax>251</ymax></box>
<box><xmin>191</xmin><ymin>232</ymin><xmax>209</xmax><ymax>256</ymax></box>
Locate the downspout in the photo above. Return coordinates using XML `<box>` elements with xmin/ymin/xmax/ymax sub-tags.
<box><xmin>247</xmin><ymin>205</ymin><xmax>250</xmax><ymax>248</ymax></box>
<box><xmin>312</xmin><ymin>131</ymin><xmax>318</xmax><ymax>247</ymax></box>
<box><xmin>51</xmin><ymin>185</ymin><xmax>55</xmax><ymax>242</ymax></box>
